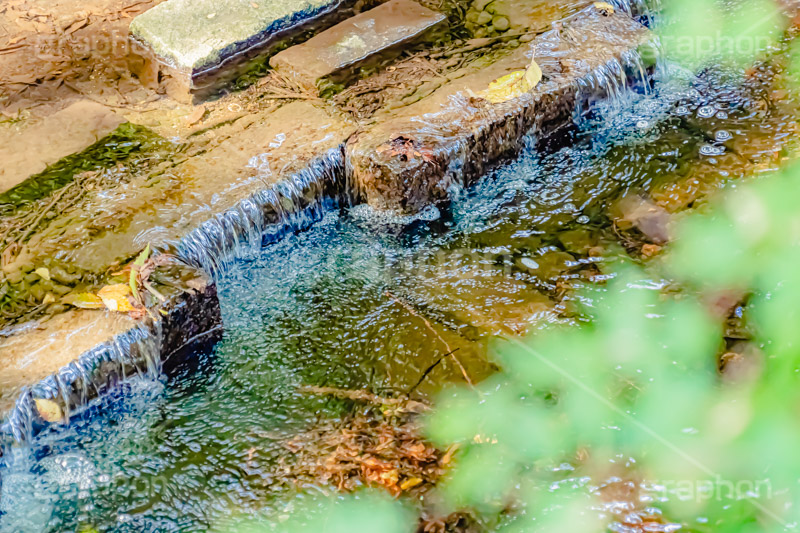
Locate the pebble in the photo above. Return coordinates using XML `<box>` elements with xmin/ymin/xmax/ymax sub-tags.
<box><xmin>476</xmin><ymin>10</ymin><xmax>493</xmax><ymax>25</ymax></box>
<box><xmin>492</xmin><ymin>16</ymin><xmax>509</xmax><ymax>31</ymax></box>
<box><xmin>520</xmin><ymin>33</ymin><xmax>534</xmax><ymax>43</ymax></box>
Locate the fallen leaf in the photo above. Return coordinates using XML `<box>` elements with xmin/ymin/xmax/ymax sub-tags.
<box><xmin>34</xmin><ymin>398</ymin><xmax>62</xmax><ymax>422</ymax></box>
<box><xmin>130</xmin><ymin>244</ymin><xmax>150</xmax><ymax>303</ymax></box>
<box><xmin>478</xmin><ymin>54</ymin><xmax>542</xmax><ymax>104</ymax></box>
<box><xmin>98</xmin><ymin>284</ymin><xmax>134</xmax><ymax>312</ymax></box>
<box><xmin>185</xmin><ymin>105</ymin><xmax>206</xmax><ymax>126</ymax></box>
<box><xmin>42</xmin><ymin>293</ymin><xmax>56</xmax><ymax>304</ymax></box>
<box><xmin>641</xmin><ymin>243</ymin><xmax>662</xmax><ymax>257</ymax></box>
<box><xmin>64</xmin><ymin>18</ymin><xmax>88</xmax><ymax>34</ymax></box>
<box><xmin>35</xmin><ymin>267</ymin><xmax>50</xmax><ymax>281</ymax></box>
<box><xmin>65</xmin><ymin>292</ymin><xmax>105</xmax><ymax>309</ymax></box>
<box><xmin>400</xmin><ymin>477</ymin><xmax>423</xmax><ymax>491</ymax></box>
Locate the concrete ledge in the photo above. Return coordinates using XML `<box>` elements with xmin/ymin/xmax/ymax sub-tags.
<box><xmin>0</xmin><ymin>101</ymin><xmax>355</xmax><ymax>442</ymax></box>
<box><xmin>270</xmin><ymin>0</ymin><xmax>446</xmax><ymax>93</ymax></box>
<box><xmin>346</xmin><ymin>7</ymin><xmax>655</xmax><ymax>213</ymax></box>
<box><xmin>130</xmin><ymin>0</ymin><xmax>357</xmax><ymax>98</ymax></box>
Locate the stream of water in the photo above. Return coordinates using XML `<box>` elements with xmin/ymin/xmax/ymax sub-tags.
<box><xmin>0</xmin><ymin>51</ymin><xmax>797</xmax><ymax>532</ymax></box>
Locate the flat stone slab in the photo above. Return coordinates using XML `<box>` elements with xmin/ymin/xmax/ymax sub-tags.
<box><xmin>130</xmin><ymin>0</ymin><xmax>352</xmax><ymax>90</ymax></box>
<box><xmin>347</xmin><ymin>6</ymin><xmax>655</xmax><ymax>213</ymax></box>
<box><xmin>270</xmin><ymin>0</ymin><xmax>446</xmax><ymax>90</ymax></box>
<box><xmin>0</xmin><ymin>101</ymin><xmax>123</xmax><ymax>194</ymax></box>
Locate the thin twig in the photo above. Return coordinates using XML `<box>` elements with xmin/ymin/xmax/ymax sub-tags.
<box><xmin>298</xmin><ymin>385</ymin><xmax>429</xmax><ymax>411</ymax></box>
<box><xmin>385</xmin><ymin>290</ymin><xmax>474</xmax><ymax>387</ymax></box>
<box><xmin>407</xmin><ymin>348</ymin><xmax>459</xmax><ymax>395</ymax></box>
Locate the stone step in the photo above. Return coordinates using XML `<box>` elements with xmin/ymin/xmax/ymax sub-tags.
<box><xmin>129</xmin><ymin>0</ymin><xmax>357</xmax><ymax>99</ymax></box>
<box><xmin>270</xmin><ymin>0</ymin><xmax>446</xmax><ymax>94</ymax></box>
<box><xmin>0</xmin><ymin>102</ymin><xmax>124</xmax><ymax>195</ymax></box>
<box><xmin>2</xmin><ymin>3</ymin><xmax>654</xmax><ymax>441</ymax></box>
<box><xmin>0</xmin><ymin>101</ymin><xmax>355</xmax><ymax>440</ymax></box>
<box><xmin>346</xmin><ymin>5</ymin><xmax>656</xmax><ymax>213</ymax></box>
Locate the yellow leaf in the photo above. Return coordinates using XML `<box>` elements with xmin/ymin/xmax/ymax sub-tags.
<box><xmin>593</xmin><ymin>2</ymin><xmax>615</xmax><ymax>14</ymax></box>
<box><xmin>65</xmin><ymin>292</ymin><xmax>105</xmax><ymax>309</ymax></box>
<box><xmin>34</xmin><ymin>398</ymin><xmax>63</xmax><ymax>422</ymax></box>
<box><xmin>524</xmin><ymin>56</ymin><xmax>542</xmax><ymax>89</ymax></box>
<box><xmin>98</xmin><ymin>284</ymin><xmax>134</xmax><ymax>312</ymax></box>
<box><xmin>42</xmin><ymin>293</ymin><xmax>56</xmax><ymax>304</ymax></box>
<box><xmin>400</xmin><ymin>477</ymin><xmax>423</xmax><ymax>491</ymax></box>
<box><xmin>478</xmin><ymin>55</ymin><xmax>542</xmax><ymax>104</ymax></box>
<box><xmin>35</xmin><ymin>267</ymin><xmax>50</xmax><ymax>281</ymax></box>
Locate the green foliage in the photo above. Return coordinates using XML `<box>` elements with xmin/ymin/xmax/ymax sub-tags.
<box><xmin>661</xmin><ymin>0</ymin><xmax>785</xmax><ymax>69</ymax></box>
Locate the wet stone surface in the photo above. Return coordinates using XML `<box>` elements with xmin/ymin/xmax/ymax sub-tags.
<box><xmin>270</xmin><ymin>0</ymin><xmax>446</xmax><ymax>92</ymax></box>
<box><xmin>0</xmin><ymin>0</ymin><xmax>655</xmax><ymax>438</ymax></box>
<box><xmin>347</xmin><ymin>6</ymin><xmax>654</xmax><ymax>213</ymax></box>
<box><xmin>0</xmin><ymin>101</ymin><xmax>354</xmax><ymax>427</ymax></box>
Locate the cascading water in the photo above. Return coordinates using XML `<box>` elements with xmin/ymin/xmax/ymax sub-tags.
<box><xmin>0</xmin><ymin>321</ymin><xmax>162</xmax><ymax>450</ymax></box>
<box><xmin>0</xmin><ymin>28</ymin><xmax>666</xmax><ymax>452</ymax></box>
<box><xmin>177</xmin><ymin>147</ymin><xmax>353</xmax><ymax>277</ymax></box>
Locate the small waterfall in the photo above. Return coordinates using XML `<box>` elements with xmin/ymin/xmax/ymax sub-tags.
<box><xmin>178</xmin><ymin>146</ymin><xmax>350</xmax><ymax>277</ymax></box>
<box><xmin>0</xmin><ymin>321</ymin><xmax>161</xmax><ymax>450</ymax></box>
<box><xmin>0</xmin><ymin>147</ymin><xmax>347</xmax><ymax>448</ymax></box>
<box><xmin>573</xmin><ymin>41</ymin><xmax>665</xmax><ymax>125</ymax></box>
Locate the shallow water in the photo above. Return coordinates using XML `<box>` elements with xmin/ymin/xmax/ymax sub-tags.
<box><xmin>1</xmin><ymin>59</ymin><xmax>797</xmax><ymax>532</ymax></box>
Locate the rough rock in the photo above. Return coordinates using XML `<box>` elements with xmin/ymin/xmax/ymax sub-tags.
<box><xmin>129</xmin><ymin>0</ymin><xmax>356</xmax><ymax>98</ymax></box>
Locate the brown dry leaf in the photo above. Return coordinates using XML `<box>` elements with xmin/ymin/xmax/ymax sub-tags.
<box><xmin>98</xmin><ymin>283</ymin><xmax>134</xmax><ymax>312</ymax></box>
<box><xmin>185</xmin><ymin>277</ymin><xmax>207</xmax><ymax>292</ymax></box>
<box><xmin>34</xmin><ymin>398</ymin><xmax>63</xmax><ymax>422</ymax></box>
<box><xmin>64</xmin><ymin>18</ymin><xmax>88</xmax><ymax>34</ymax></box>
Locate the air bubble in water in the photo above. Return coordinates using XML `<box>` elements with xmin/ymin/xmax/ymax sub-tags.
<box><xmin>697</xmin><ymin>105</ymin><xmax>716</xmax><ymax>118</ymax></box>
<box><xmin>675</xmin><ymin>105</ymin><xmax>690</xmax><ymax>116</ymax></box>
<box><xmin>716</xmin><ymin>111</ymin><xmax>728</xmax><ymax>120</ymax></box>
<box><xmin>715</xmin><ymin>130</ymin><xmax>732</xmax><ymax>141</ymax></box>
<box><xmin>700</xmin><ymin>144</ymin><xmax>725</xmax><ymax>156</ymax></box>
<box><xmin>577</xmin><ymin>215</ymin><xmax>590</xmax><ymax>224</ymax></box>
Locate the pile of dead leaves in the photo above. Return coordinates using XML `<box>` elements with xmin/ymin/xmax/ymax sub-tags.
<box><xmin>376</xmin><ymin>134</ymin><xmax>436</xmax><ymax>163</ymax></box>
<box><xmin>63</xmin><ymin>243</ymin><xmax>171</xmax><ymax>319</ymax></box>
<box><xmin>276</xmin><ymin>388</ymin><xmax>477</xmax><ymax>532</ymax></box>
<box><xmin>281</xmin><ymin>407</ymin><xmax>448</xmax><ymax>496</ymax></box>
